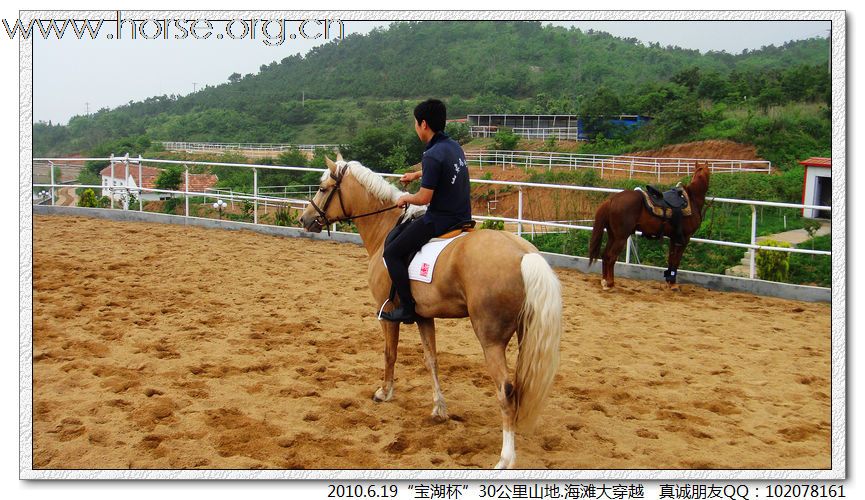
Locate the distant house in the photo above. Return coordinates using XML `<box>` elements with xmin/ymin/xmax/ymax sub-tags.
<box><xmin>99</xmin><ymin>164</ymin><xmax>218</xmax><ymax>202</ymax></box>
<box><xmin>799</xmin><ymin>157</ymin><xmax>831</xmax><ymax>219</ymax></box>
<box><xmin>464</xmin><ymin>114</ymin><xmax>651</xmax><ymax>141</ymax></box>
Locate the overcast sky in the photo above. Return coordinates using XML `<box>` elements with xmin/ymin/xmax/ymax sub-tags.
<box><xmin>33</xmin><ymin>18</ymin><xmax>830</xmax><ymax>125</ymax></box>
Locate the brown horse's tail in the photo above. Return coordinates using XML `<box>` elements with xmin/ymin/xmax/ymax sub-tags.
<box><xmin>514</xmin><ymin>253</ymin><xmax>562</xmax><ymax>431</ymax></box>
<box><xmin>588</xmin><ymin>200</ymin><xmax>610</xmax><ymax>265</ymax></box>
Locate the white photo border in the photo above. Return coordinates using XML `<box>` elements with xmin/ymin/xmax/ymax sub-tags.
<box><xmin>19</xmin><ymin>9</ymin><xmax>846</xmax><ymax>481</ymax></box>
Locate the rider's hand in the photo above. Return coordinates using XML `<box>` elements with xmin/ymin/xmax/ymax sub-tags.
<box><xmin>400</xmin><ymin>171</ymin><xmax>420</xmax><ymax>185</ymax></box>
<box><xmin>396</xmin><ymin>194</ymin><xmax>412</xmax><ymax>208</ymax></box>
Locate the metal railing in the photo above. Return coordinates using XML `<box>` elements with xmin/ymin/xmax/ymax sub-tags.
<box><xmin>33</xmin><ymin>155</ymin><xmax>829</xmax><ymax>283</ymax></box>
<box><xmin>470</xmin><ymin>126</ymin><xmax>580</xmax><ymax>140</ymax></box>
<box><xmin>464</xmin><ymin>150</ymin><xmax>772</xmax><ymax>180</ymax></box>
<box><xmin>160</xmin><ymin>141</ymin><xmax>339</xmax><ymax>155</ymax></box>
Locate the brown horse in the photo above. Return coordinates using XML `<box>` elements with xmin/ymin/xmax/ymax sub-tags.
<box><xmin>588</xmin><ymin>162</ymin><xmax>711</xmax><ymax>291</ymax></box>
<box><xmin>299</xmin><ymin>156</ymin><xmax>562</xmax><ymax>469</ymax></box>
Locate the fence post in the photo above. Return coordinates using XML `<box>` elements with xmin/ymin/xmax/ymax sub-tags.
<box><xmin>749</xmin><ymin>205</ymin><xmax>757</xmax><ymax>279</ymax></box>
<box><xmin>49</xmin><ymin>161</ymin><xmax>55</xmax><ymax>206</ymax></box>
<box><xmin>629</xmin><ymin>158</ymin><xmax>634</xmax><ymax>179</ymax></box>
<box><xmin>517</xmin><ymin>189</ymin><xmax>523</xmax><ymax>237</ymax></box>
<box><xmin>253</xmin><ymin>167</ymin><xmax>258</xmax><ymax>224</ymax></box>
<box><xmin>138</xmin><ymin>155</ymin><xmax>143</xmax><ymax>212</ymax></box>
<box><xmin>184</xmin><ymin>164</ymin><xmax>189</xmax><ymax>218</ymax></box>
<box><xmin>625</xmin><ymin>236</ymin><xmax>631</xmax><ymax>264</ymax></box>
<box><xmin>657</xmin><ymin>162</ymin><xmax>661</xmax><ymax>183</ymax></box>
<box><xmin>123</xmin><ymin>154</ymin><xmax>130</xmax><ymax>210</ymax></box>
<box><xmin>110</xmin><ymin>154</ymin><xmax>115</xmax><ymax>209</ymax></box>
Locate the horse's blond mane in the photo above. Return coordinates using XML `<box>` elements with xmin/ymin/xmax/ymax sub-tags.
<box><xmin>320</xmin><ymin>160</ymin><xmax>406</xmax><ymax>203</ymax></box>
<box><xmin>320</xmin><ymin>160</ymin><xmax>426</xmax><ymax>219</ymax></box>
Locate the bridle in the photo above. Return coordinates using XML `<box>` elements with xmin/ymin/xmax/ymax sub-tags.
<box><xmin>308</xmin><ymin>163</ymin><xmax>400</xmax><ymax>234</ymax></box>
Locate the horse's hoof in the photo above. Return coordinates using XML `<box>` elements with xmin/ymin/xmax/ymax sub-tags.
<box><xmin>430</xmin><ymin>404</ymin><xmax>448</xmax><ymax>422</ymax></box>
<box><xmin>601</xmin><ymin>279</ymin><xmax>612</xmax><ymax>291</ymax></box>
<box><xmin>372</xmin><ymin>387</ymin><xmax>393</xmax><ymax>402</ymax></box>
<box><xmin>494</xmin><ymin>457</ymin><xmax>516</xmax><ymax>469</ymax></box>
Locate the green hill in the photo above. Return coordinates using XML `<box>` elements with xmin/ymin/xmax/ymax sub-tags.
<box><xmin>34</xmin><ymin>21</ymin><xmax>830</xmax><ymax>157</ymax></box>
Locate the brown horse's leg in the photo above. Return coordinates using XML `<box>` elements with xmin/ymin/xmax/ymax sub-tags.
<box><xmin>602</xmin><ymin>235</ymin><xmax>628</xmax><ymax>290</ymax></box>
<box><xmin>479</xmin><ymin>342</ymin><xmax>517</xmax><ymax>469</ymax></box>
<box><xmin>416</xmin><ymin>318</ymin><xmax>447</xmax><ymax>421</ymax></box>
<box><xmin>665</xmin><ymin>239</ymin><xmax>688</xmax><ymax>291</ymax></box>
<box><xmin>373</xmin><ymin>320</ymin><xmax>400</xmax><ymax>402</ymax></box>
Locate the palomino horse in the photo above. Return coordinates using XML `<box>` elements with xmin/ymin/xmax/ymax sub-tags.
<box><xmin>588</xmin><ymin>162</ymin><xmax>711</xmax><ymax>291</ymax></box>
<box><xmin>299</xmin><ymin>156</ymin><xmax>562</xmax><ymax>469</ymax></box>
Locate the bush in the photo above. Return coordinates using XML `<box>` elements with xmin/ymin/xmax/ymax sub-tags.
<box><xmin>481</xmin><ymin>219</ymin><xmax>504</xmax><ymax>230</ymax></box>
<box><xmin>163</xmin><ymin>197</ymin><xmax>181</xmax><ymax>214</ymax></box>
<box><xmin>492</xmin><ymin>127</ymin><xmax>519</xmax><ymax>150</ymax></box>
<box><xmin>274</xmin><ymin>207</ymin><xmax>298</xmax><ymax>227</ymax></box>
<box><xmin>755</xmin><ymin>239</ymin><xmax>792</xmax><ymax>282</ymax></box>
<box><xmin>78</xmin><ymin>188</ymin><xmax>98</xmax><ymax>208</ymax></box>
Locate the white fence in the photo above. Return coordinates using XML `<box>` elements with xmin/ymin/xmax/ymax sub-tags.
<box><xmin>470</xmin><ymin>126</ymin><xmax>580</xmax><ymax>140</ymax></box>
<box><xmin>33</xmin><ymin>155</ymin><xmax>829</xmax><ymax>283</ymax></box>
<box><xmin>160</xmin><ymin>141</ymin><xmax>339</xmax><ymax>156</ymax></box>
<box><xmin>465</xmin><ymin>150</ymin><xmax>772</xmax><ymax>180</ymax></box>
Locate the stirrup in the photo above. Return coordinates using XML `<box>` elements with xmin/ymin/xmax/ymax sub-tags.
<box><xmin>379</xmin><ymin>304</ymin><xmax>418</xmax><ymax>324</ymax></box>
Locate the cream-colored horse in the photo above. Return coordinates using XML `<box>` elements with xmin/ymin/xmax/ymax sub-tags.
<box><xmin>299</xmin><ymin>156</ymin><xmax>562</xmax><ymax>469</ymax></box>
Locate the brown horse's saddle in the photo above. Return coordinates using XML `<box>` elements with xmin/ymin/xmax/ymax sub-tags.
<box><xmin>638</xmin><ymin>185</ymin><xmax>692</xmax><ymax>219</ymax></box>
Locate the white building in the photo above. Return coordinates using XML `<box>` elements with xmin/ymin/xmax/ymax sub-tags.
<box><xmin>799</xmin><ymin>157</ymin><xmax>831</xmax><ymax>219</ymax></box>
<box><xmin>100</xmin><ymin>164</ymin><xmax>218</xmax><ymax>203</ymax></box>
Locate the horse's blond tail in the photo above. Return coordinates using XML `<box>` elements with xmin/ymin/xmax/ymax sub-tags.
<box><xmin>514</xmin><ymin>253</ymin><xmax>562</xmax><ymax>431</ymax></box>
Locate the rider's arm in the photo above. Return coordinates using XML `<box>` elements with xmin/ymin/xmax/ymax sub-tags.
<box><xmin>397</xmin><ymin>187</ymin><xmax>433</xmax><ymax>207</ymax></box>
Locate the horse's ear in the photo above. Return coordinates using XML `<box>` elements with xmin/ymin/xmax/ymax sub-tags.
<box><xmin>325</xmin><ymin>156</ymin><xmax>337</xmax><ymax>172</ymax></box>
<box><xmin>336</xmin><ymin>151</ymin><xmax>345</xmax><ymax>162</ymax></box>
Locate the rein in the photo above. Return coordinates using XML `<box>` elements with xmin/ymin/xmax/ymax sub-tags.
<box><xmin>308</xmin><ymin>163</ymin><xmax>400</xmax><ymax>234</ymax></box>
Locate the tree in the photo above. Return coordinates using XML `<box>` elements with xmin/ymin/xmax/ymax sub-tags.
<box><xmin>155</xmin><ymin>167</ymin><xmax>183</xmax><ymax>194</ymax></box>
<box><xmin>578</xmin><ymin>86</ymin><xmax>622</xmax><ymax>138</ymax></box>
<box><xmin>445</xmin><ymin>121</ymin><xmax>472</xmax><ymax>145</ymax></box>
<box><xmin>228</xmin><ymin>72</ymin><xmax>242</xmax><ymax>84</ymax></box>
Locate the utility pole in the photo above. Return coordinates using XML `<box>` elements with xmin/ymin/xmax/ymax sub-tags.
<box><xmin>302</xmin><ymin>91</ymin><xmax>305</xmax><ymax>107</ymax></box>
<box><xmin>85</xmin><ymin>102</ymin><xmax>89</xmax><ymax>115</ymax></box>
<box><xmin>192</xmin><ymin>82</ymin><xmax>198</xmax><ymax>93</ymax></box>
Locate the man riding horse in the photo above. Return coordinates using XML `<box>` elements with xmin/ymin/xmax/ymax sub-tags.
<box><xmin>380</xmin><ymin>99</ymin><xmax>472</xmax><ymax>323</ymax></box>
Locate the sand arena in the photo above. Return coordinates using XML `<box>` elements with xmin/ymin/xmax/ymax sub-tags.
<box><xmin>32</xmin><ymin>214</ymin><xmax>831</xmax><ymax>469</ymax></box>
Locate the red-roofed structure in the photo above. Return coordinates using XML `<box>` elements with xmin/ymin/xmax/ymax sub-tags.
<box><xmin>799</xmin><ymin>157</ymin><xmax>831</xmax><ymax>219</ymax></box>
<box><xmin>100</xmin><ymin>164</ymin><xmax>218</xmax><ymax>201</ymax></box>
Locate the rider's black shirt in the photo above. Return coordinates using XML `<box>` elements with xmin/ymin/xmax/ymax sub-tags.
<box><xmin>419</xmin><ymin>132</ymin><xmax>472</xmax><ymax>234</ymax></box>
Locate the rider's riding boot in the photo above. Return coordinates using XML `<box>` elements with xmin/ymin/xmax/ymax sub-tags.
<box><xmin>380</xmin><ymin>300</ymin><xmax>419</xmax><ymax>324</ymax></box>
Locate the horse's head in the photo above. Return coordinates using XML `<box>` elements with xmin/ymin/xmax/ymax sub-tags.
<box><xmin>688</xmin><ymin>161</ymin><xmax>711</xmax><ymax>195</ymax></box>
<box><xmin>300</xmin><ymin>153</ymin><xmax>352</xmax><ymax>233</ymax></box>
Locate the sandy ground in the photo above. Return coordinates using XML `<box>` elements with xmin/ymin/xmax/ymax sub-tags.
<box><xmin>32</xmin><ymin>214</ymin><xmax>831</xmax><ymax>470</ymax></box>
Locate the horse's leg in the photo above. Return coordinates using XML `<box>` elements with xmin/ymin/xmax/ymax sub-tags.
<box><xmin>416</xmin><ymin>318</ymin><xmax>447</xmax><ymax>421</ymax></box>
<box><xmin>602</xmin><ymin>235</ymin><xmax>628</xmax><ymax>290</ymax></box>
<box><xmin>665</xmin><ymin>239</ymin><xmax>688</xmax><ymax>291</ymax></box>
<box><xmin>479</xmin><ymin>341</ymin><xmax>517</xmax><ymax>469</ymax></box>
<box><xmin>373</xmin><ymin>320</ymin><xmax>400</xmax><ymax>402</ymax></box>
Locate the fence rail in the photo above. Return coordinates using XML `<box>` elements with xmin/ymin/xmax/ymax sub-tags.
<box><xmin>160</xmin><ymin>141</ymin><xmax>339</xmax><ymax>155</ymax></box>
<box><xmin>33</xmin><ymin>155</ymin><xmax>829</xmax><ymax>283</ymax></box>
<box><xmin>464</xmin><ymin>150</ymin><xmax>772</xmax><ymax>180</ymax></box>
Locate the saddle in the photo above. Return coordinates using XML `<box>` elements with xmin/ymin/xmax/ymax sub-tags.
<box><xmin>642</xmin><ymin>184</ymin><xmax>691</xmax><ymax>217</ymax></box>
<box><xmin>383</xmin><ymin>219</ymin><xmax>476</xmax><ymax>304</ymax></box>
<box><xmin>637</xmin><ymin>185</ymin><xmax>692</xmax><ymax>245</ymax></box>
<box><xmin>433</xmin><ymin>220</ymin><xmax>476</xmax><ymax>240</ymax></box>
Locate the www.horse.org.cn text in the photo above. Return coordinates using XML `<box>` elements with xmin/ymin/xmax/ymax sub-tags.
<box><xmin>2</xmin><ymin>13</ymin><xmax>346</xmax><ymax>46</ymax></box>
